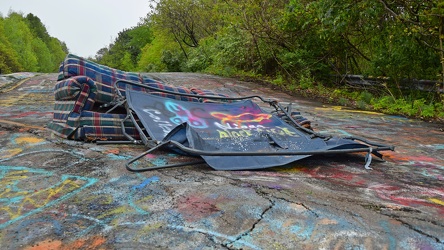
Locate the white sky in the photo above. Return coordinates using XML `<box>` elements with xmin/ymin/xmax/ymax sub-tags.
<box><xmin>0</xmin><ymin>0</ymin><xmax>151</xmax><ymax>58</ymax></box>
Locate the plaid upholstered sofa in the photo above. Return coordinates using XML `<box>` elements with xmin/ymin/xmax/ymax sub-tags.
<box><xmin>48</xmin><ymin>54</ymin><xmax>228</xmax><ymax>141</ymax></box>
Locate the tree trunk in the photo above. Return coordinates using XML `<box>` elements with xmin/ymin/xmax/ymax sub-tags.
<box><xmin>439</xmin><ymin>17</ymin><xmax>444</xmax><ymax>90</ymax></box>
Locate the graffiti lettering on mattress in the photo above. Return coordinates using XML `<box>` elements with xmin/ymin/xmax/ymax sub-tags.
<box><xmin>140</xmin><ymin>98</ymin><xmax>301</xmax><ymax>141</ymax></box>
<box><xmin>142</xmin><ymin>108</ymin><xmax>176</xmax><ymax>137</ymax></box>
<box><xmin>165</xmin><ymin>101</ymin><xmax>208</xmax><ymax>128</ymax></box>
<box><xmin>210</xmin><ymin>112</ymin><xmax>272</xmax><ymax>126</ymax></box>
<box><xmin>216</xmin><ymin>125</ymin><xmax>299</xmax><ymax>139</ymax></box>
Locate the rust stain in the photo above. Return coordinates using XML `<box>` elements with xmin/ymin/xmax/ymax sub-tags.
<box><xmin>104</xmin><ymin>148</ymin><xmax>120</xmax><ymax>155</ymax></box>
<box><xmin>24</xmin><ymin>236</ymin><xmax>107</xmax><ymax>250</ymax></box>
<box><xmin>24</xmin><ymin>239</ymin><xmax>62</xmax><ymax>250</ymax></box>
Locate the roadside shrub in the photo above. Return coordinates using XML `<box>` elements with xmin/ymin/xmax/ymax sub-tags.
<box><xmin>358</xmin><ymin>91</ymin><xmax>373</xmax><ymax>104</ymax></box>
<box><xmin>299</xmin><ymin>70</ymin><xmax>314</xmax><ymax>89</ymax></box>
<box><xmin>338</xmin><ymin>97</ymin><xmax>349</xmax><ymax>106</ymax></box>
<box><xmin>161</xmin><ymin>50</ymin><xmax>184</xmax><ymax>72</ymax></box>
<box><xmin>371</xmin><ymin>96</ymin><xmax>394</xmax><ymax>112</ymax></box>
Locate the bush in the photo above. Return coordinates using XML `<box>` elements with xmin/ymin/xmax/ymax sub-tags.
<box><xmin>371</xmin><ymin>96</ymin><xmax>394</xmax><ymax>112</ymax></box>
<box><xmin>358</xmin><ymin>91</ymin><xmax>373</xmax><ymax>104</ymax></box>
<box><xmin>161</xmin><ymin>50</ymin><xmax>185</xmax><ymax>72</ymax></box>
<box><xmin>299</xmin><ymin>70</ymin><xmax>314</xmax><ymax>89</ymax></box>
<box><xmin>184</xmin><ymin>46</ymin><xmax>212</xmax><ymax>72</ymax></box>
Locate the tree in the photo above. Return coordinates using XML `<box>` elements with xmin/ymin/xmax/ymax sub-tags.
<box><xmin>150</xmin><ymin>0</ymin><xmax>219</xmax><ymax>58</ymax></box>
<box><xmin>3</xmin><ymin>12</ymin><xmax>39</xmax><ymax>72</ymax></box>
<box><xmin>1</xmin><ymin>11</ymin><xmax>68</xmax><ymax>73</ymax></box>
<box><xmin>96</xmin><ymin>23</ymin><xmax>154</xmax><ymax>71</ymax></box>
<box><xmin>0</xmin><ymin>17</ymin><xmax>23</xmax><ymax>73</ymax></box>
<box><xmin>47</xmin><ymin>37</ymin><xmax>69</xmax><ymax>71</ymax></box>
<box><xmin>31</xmin><ymin>37</ymin><xmax>53</xmax><ymax>72</ymax></box>
<box><xmin>377</xmin><ymin>0</ymin><xmax>444</xmax><ymax>83</ymax></box>
<box><xmin>25</xmin><ymin>13</ymin><xmax>51</xmax><ymax>44</ymax></box>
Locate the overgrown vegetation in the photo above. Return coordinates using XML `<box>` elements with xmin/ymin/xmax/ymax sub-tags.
<box><xmin>2</xmin><ymin>2</ymin><xmax>444</xmax><ymax>121</ymax></box>
<box><xmin>93</xmin><ymin>0</ymin><xmax>444</xmax><ymax>121</ymax></box>
<box><xmin>0</xmin><ymin>11</ymin><xmax>67</xmax><ymax>73</ymax></box>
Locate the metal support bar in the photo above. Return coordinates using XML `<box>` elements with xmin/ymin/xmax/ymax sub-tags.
<box><xmin>126</xmin><ymin>142</ymin><xmax>205</xmax><ymax>172</ymax></box>
<box><xmin>125</xmin><ymin>139</ymin><xmax>394</xmax><ymax>172</ymax></box>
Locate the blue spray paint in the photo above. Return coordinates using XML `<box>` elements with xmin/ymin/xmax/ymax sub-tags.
<box><xmin>0</xmin><ymin>166</ymin><xmax>98</xmax><ymax>230</ymax></box>
<box><xmin>132</xmin><ymin>176</ymin><xmax>160</xmax><ymax>191</ymax></box>
<box><xmin>128</xmin><ymin>176</ymin><xmax>160</xmax><ymax>215</ymax></box>
<box><xmin>380</xmin><ymin>220</ymin><xmax>397</xmax><ymax>250</ymax></box>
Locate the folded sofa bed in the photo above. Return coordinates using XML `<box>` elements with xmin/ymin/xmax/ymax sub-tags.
<box><xmin>48</xmin><ymin>54</ymin><xmax>393</xmax><ymax>171</ymax></box>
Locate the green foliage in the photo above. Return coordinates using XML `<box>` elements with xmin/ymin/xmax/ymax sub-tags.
<box><xmin>31</xmin><ymin>37</ymin><xmax>53</xmax><ymax>72</ymax></box>
<box><xmin>371</xmin><ymin>96</ymin><xmax>394</xmax><ymax>112</ymax></box>
<box><xmin>3</xmin><ymin>12</ymin><xmax>39</xmax><ymax>72</ymax></box>
<box><xmin>25</xmin><ymin>13</ymin><xmax>51</xmax><ymax>44</ymax></box>
<box><xmin>338</xmin><ymin>97</ymin><xmax>349</xmax><ymax>106</ymax></box>
<box><xmin>370</xmin><ymin>95</ymin><xmax>439</xmax><ymax>119</ymax></box>
<box><xmin>161</xmin><ymin>50</ymin><xmax>185</xmax><ymax>72</ymax></box>
<box><xmin>102</xmin><ymin>0</ymin><xmax>443</xmax><ymax>83</ymax></box>
<box><xmin>209</xmin><ymin>28</ymin><xmax>255</xmax><ymax>73</ymax></box>
<box><xmin>47</xmin><ymin>38</ymin><xmax>68</xmax><ymax>71</ymax></box>
<box><xmin>358</xmin><ymin>91</ymin><xmax>373</xmax><ymax>104</ymax></box>
<box><xmin>184</xmin><ymin>43</ymin><xmax>212</xmax><ymax>72</ymax></box>
<box><xmin>0</xmin><ymin>17</ymin><xmax>23</xmax><ymax>73</ymax></box>
<box><xmin>96</xmin><ymin>22</ymin><xmax>154</xmax><ymax>71</ymax></box>
<box><xmin>299</xmin><ymin>70</ymin><xmax>315</xmax><ymax>90</ymax></box>
<box><xmin>0</xmin><ymin>11</ymin><xmax>67</xmax><ymax>73</ymax></box>
<box><xmin>137</xmin><ymin>30</ymin><xmax>179</xmax><ymax>72</ymax></box>
<box><xmin>120</xmin><ymin>52</ymin><xmax>135</xmax><ymax>71</ymax></box>
<box><xmin>93</xmin><ymin>0</ymin><xmax>444</xmax><ymax>120</ymax></box>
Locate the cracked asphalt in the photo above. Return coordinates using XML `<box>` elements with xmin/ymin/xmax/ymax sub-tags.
<box><xmin>0</xmin><ymin>72</ymin><xmax>443</xmax><ymax>249</ymax></box>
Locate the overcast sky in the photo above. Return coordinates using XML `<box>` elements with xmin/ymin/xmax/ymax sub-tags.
<box><xmin>0</xmin><ymin>0</ymin><xmax>151</xmax><ymax>58</ymax></box>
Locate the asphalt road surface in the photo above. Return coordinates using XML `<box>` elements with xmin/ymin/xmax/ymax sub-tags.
<box><xmin>0</xmin><ymin>72</ymin><xmax>443</xmax><ymax>249</ymax></box>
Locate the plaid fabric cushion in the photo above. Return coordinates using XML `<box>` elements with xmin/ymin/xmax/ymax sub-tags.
<box><xmin>50</xmin><ymin>54</ymin><xmax>243</xmax><ymax>141</ymax></box>
<box><xmin>50</xmin><ymin>75</ymin><xmax>99</xmax><ymax>140</ymax></box>
<box><xmin>143</xmin><ymin>82</ymin><xmax>199</xmax><ymax>102</ymax></box>
<box><xmin>47</xmin><ymin>121</ymin><xmax>77</xmax><ymax>139</ymax></box>
<box><xmin>54</xmin><ymin>76</ymin><xmax>96</xmax><ymax>113</ymax></box>
<box><xmin>58</xmin><ymin>54</ymin><xmax>144</xmax><ymax>82</ymax></box>
<box><xmin>69</xmin><ymin>111</ymin><xmax>140</xmax><ymax>141</ymax></box>
<box><xmin>49</xmin><ymin>109</ymin><xmax>141</xmax><ymax>140</ymax></box>
<box><xmin>58</xmin><ymin>54</ymin><xmax>159</xmax><ymax>104</ymax></box>
<box><xmin>73</xmin><ymin>125</ymin><xmax>140</xmax><ymax>141</ymax></box>
<box><xmin>52</xmin><ymin>100</ymin><xmax>76</xmax><ymax>123</ymax></box>
<box><xmin>67</xmin><ymin>111</ymin><xmax>134</xmax><ymax>128</ymax></box>
<box><xmin>54</xmin><ymin>76</ymin><xmax>96</xmax><ymax>101</ymax></box>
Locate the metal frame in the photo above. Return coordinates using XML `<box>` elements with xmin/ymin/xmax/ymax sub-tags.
<box><xmin>104</xmin><ymin>79</ymin><xmax>394</xmax><ymax>172</ymax></box>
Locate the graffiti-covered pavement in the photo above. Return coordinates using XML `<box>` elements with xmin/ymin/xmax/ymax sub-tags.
<box><xmin>0</xmin><ymin>72</ymin><xmax>443</xmax><ymax>249</ymax></box>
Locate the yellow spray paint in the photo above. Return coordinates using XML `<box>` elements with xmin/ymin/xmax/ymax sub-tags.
<box><xmin>0</xmin><ymin>135</ymin><xmax>46</xmax><ymax>158</ymax></box>
<box><xmin>0</xmin><ymin>93</ymin><xmax>30</xmax><ymax>107</ymax></box>
<box><xmin>428</xmin><ymin>198</ymin><xmax>444</xmax><ymax>206</ymax></box>
<box><xmin>1</xmin><ymin>148</ymin><xmax>23</xmax><ymax>158</ymax></box>
<box><xmin>315</xmin><ymin>106</ymin><xmax>383</xmax><ymax>115</ymax></box>
<box><xmin>15</xmin><ymin>136</ymin><xmax>45</xmax><ymax>145</ymax></box>
<box><xmin>0</xmin><ymin>77</ymin><xmax>30</xmax><ymax>93</ymax></box>
<box><xmin>140</xmin><ymin>222</ymin><xmax>162</xmax><ymax>235</ymax></box>
<box><xmin>98</xmin><ymin>206</ymin><xmax>132</xmax><ymax>219</ymax></box>
<box><xmin>0</xmin><ymin>175</ymin><xmax>82</xmax><ymax>220</ymax></box>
